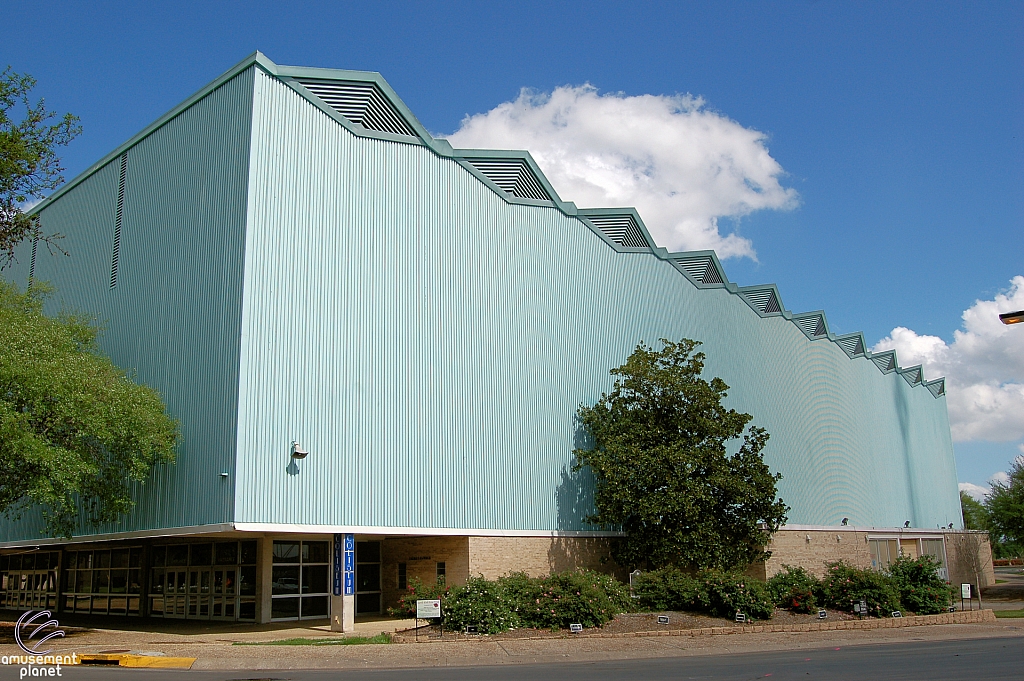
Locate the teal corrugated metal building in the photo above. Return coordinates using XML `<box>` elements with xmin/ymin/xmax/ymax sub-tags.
<box><xmin>0</xmin><ymin>53</ymin><xmax>965</xmax><ymax>623</ymax></box>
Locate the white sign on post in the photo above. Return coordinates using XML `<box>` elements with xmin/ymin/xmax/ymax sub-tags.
<box><xmin>416</xmin><ymin>599</ymin><xmax>441</xmax><ymax>619</ymax></box>
<box><xmin>961</xmin><ymin>583</ymin><xmax>972</xmax><ymax>600</ymax></box>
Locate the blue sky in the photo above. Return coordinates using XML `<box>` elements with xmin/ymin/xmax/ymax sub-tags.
<box><xmin>3</xmin><ymin>1</ymin><xmax>1022</xmax><ymax>489</ymax></box>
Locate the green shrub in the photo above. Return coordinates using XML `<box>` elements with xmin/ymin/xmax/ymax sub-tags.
<box><xmin>442</xmin><ymin>576</ymin><xmax>520</xmax><ymax>634</ymax></box>
<box><xmin>632</xmin><ymin>567</ymin><xmax>773</xmax><ymax>620</ymax></box>
<box><xmin>766</xmin><ymin>566</ymin><xmax>820</xmax><ymax>613</ymax></box>
<box><xmin>387</xmin><ymin>577</ymin><xmax>449</xmax><ymax>618</ymax></box>
<box><xmin>695</xmin><ymin>570</ymin><xmax>774</xmax><ymax>620</ymax></box>
<box><xmin>631</xmin><ymin>566</ymin><xmax>701</xmax><ymax>612</ymax></box>
<box><xmin>818</xmin><ymin>561</ymin><xmax>900</xmax><ymax>617</ymax></box>
<box><xmin>888</xmin><ymin>555</ymin><xmax>956</xmax><ymax>615</ymax></box>
<box><xmin>504</xmin><ymin>570</ymin><xmax>630</xmax><ymax>629</ymax></box>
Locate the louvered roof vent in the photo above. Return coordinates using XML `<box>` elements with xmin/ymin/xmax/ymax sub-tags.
<box><xmin>295</xmin><ymin>78</ymin><xmax>418</xmax><ymax>138</ymax></box>
<box><xmin>464</xmin><ymin>158</ymin><xmax>552</xmax><ymax>202</ymax></box>
<box><xmin>740</xmin><ymin>287</ymin><xmax>782</xmax><ymax>315</ymax></box>
<box><xmin>585</xmin><ymin>214</ymin><xmax>648</xmax><ymax>248</ymax></box>
<box><xmin>794</xmin><ymin>313</ymin><xmax>828</xmax><ymax>338</ymax></box>
<box><xmin>672</xmin><ymin>254</ymin><xmax>725</xmax><ymax>285</ymax></box>
<box><xmin>900</xmin><ymin>366</ymin><xmax>923</xmax><ymax>386</ymax></box>
<box><xmin>836</xmin><ymin>334</ymin><xmax>866</xmax><ymax>358</ymax></box>
<box><xmin>871</xmin><ymin>351</ymin><xmax>897</xmax><ymax>373</ymax></box>
<box><xmin>925</xmin><ymin>379</ymin><xmax>946</xmax><ymax>398</ymax></box>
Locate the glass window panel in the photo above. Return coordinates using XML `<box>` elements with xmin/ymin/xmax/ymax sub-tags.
<box><xmin>272</xmin><ymin>566</ymin><xmax>300</xmax><ymax>595</ymax></box>
<box><xmin>238</xmin><ymin>599</ymin><xmax>256</xmax><ymax>620</ymax></box>
<box><xmin>356</xmin><ymin>592</ymin><xmax>380</xmax><ymax>614</ymax></box>
<box><xmin>22</xmin><ymin>554</ymin><xmax>35</xmax><ymax>570</ymax></box>
<box><xmin>74</xmin><ymin>595</ymin><xmax>90</xmax><ymax>612</ymax></box>
<box><xmin>215</xmin><ymin>542</ymin><xmax>238</xmax><ymax>566</ymax></box>
<box><xmin>128</xmin><ymin>597</ymin><xmax>140</xmax><ymax>614</ymax></box>
<box><xmin>65</xmin><ymin>569</ymin><xmax>76</xmax><ymax>593</ymax></box>
<box><xmin>356</xmin><ymin>563</ymin><xmax>380</xmax><ymax>592</ymax></box>
<box><xmin>109</xmin><ymin>596</ymin><xmax>127</xmax><ymax>614</ymax></box>
<box><xmin>302</xmin><ymin>595</ymin><xmax>328</xmax><ymax>618</ymax></box>
<box><xmin>167</xmin><ymin>545</ymin><xmax>189</xmax><ymax>567</ymax></box>
<box><xmin>304</xmin><ymin>542</ymin><xmax>329</xmax><ymax>564</ymax></box>
<box><xmin>0</xmin><ymin>554</ymin><xmax>8</xmax><ymax>570</ymax></box>
<box><xmin>214</xmin><ymin>570</ymin><xmax>223</xmax><ymax>594</ymax></box>
<box><xmin>95</xmin><ymin>551</ymin><xmax>111</xmax><ymax>569</ymax></box>
<box><xmin>111</xmin><ymin>549</ymin><xmax>130</xmax><ymax>569</ymax></box>
<box><xmin>271</xmin><ymin>597</ymin><xmax>299</xmax><ymax>619</ymax></box>
<box><xmin>47</xmin><ymin>571</ymin><xmax>57</xmax><ymax>592</ymax></box>
<box><xmin>190</xmin><ymin>543</ymin><xmax>212</xmax><ymax>566</ymax></box>
<box><xmin>398</xmin><ymin>563</ymin><xmax>407</xmax><ymax>590</ymax></box>
<box><xmin>224</xmin><ymin>600</ymin><xmax>235</xmax><ymax>618</ymax></box>
<box><xmin>110</xmin><ymin>569</ymin><xmax>128</xmax><ymax>593</ymax></box>
<box><xmin>128</xmin><ymin>569</ymin><xmax>141</xmax><ymax>594</ymax></box>
<box><xmin>92</xmin><ymin>596</ymin><xmax>108</xmax><ymax>613</ymax></box>
<box><xmin>94</xmin><ymin>570</ymin><xmax>110</xmax><ymax>594</ymax></box>
<box><xmin>150</xmin><ymin>596</ymin><xmax>164</xmax><ymax>616</ymax></box>
<box><xmin>10</xmin><ymin>555</ymin><xmax>22</xmax><ymax>570</ymax></box>
<box><xmin>273</xmin><ymin>541</ymin><xmax>300</xmax><ymax>563</ymax></box>
<box><xmin>150</xmin><ymin>569</ymin><xmax>165</xmax><ymax>594</ymax></box>
<box><xmin>225</xmin><ymin>570</ymin><xmax>236</xmax><ymax>595</ymax></box>
<box><xmin>79</xmin><ymin>570</ymin><xmax>93</xmax><ymax>593</ymax></box>
<box><xmin>129</xmin><ymin>548</ymin><xmax>142</xmax><ymax>568</ymax></box>
<box><xmin>239</xmin><ymin>566</ymin><xmax>256</xmax><ymax>596</ymax></box>
<box><xmin>151</xmin><ymin>546</ymin><xmax>166</xmax><ymax>567</ymax></box>
<box><xmin>240</xmin><ymin>541</ymin><xmax>257</xmax><ymax>565</ymax></box>
<box><xmin>65</xmin><ymin>552</ymin><xmax>77</xmax><ymax>570</ymax></box>
<box><xmin>63</xmin><ymin>594</ymin><xmax>74</xmax><ymax>610</ymax></box>
<box><xmin>80</xmin><ymin>552</ymin><xmax>93</xmax><ymax>570</ymax></box>
<box><xmin>303</xmin><ymin>565</ymin><xmax>328</xmax><ymax>594</ymax></box>
<box><xmin>356</xmin><ymin>542</ymin><xmax>380</xmax><ymax>563</ymax></box>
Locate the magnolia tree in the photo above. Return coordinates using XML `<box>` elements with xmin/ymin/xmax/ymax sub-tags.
<box><xmin>0</xmin><ymin>283</ymin><xmax>178</xmax><ymax>537</ymax></box>
<box><xmin>574</xmin><ymin>338</ymin><xmax>789</xmax><ymax>571</ymax></box>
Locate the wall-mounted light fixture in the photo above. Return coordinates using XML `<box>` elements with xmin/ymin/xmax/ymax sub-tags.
<box><xmin>904</xmin><ymin>520</ymin><xmax>911</xmax><ymax>528</ymax></box>
<box><xmin>291</xmin><ymin>441</ymin><xmax>309</xmax><ymax>459</ymax></box>
<box><xmin>841</xmin><ymin>517</ymin><xmax>849</xmax><ymax>526</ymax></box>
<box><xmin>999</xmin><ymin>310</ymin><xmax>1024</xmax><ymax>325</ymax></box>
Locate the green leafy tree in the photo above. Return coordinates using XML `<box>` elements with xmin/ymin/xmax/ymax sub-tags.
<box><xmin>574</xmin><ymin>338</ymin><xmax>789</xmax><ymax>571</ymax></box>
<box><xmin>0</xmin><ymin>282</ymin><xmax>178</xmax><ymax>537</ymax></box>
<box><xmin>987</xmin><ymin>458</ymin><xmax>1024</xmax><ymax>558</ymax></box>
<box><xmin>1</xmin><ymin>67</ymin><xmax>81</xmax><ymax>268</ymax></box>
<box><xmin>960</xmin><ymin>490</ymin><xmax>988</xmax><ymax>531</ymax></box>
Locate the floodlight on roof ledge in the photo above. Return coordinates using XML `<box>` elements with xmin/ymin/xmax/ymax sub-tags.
<box><xmin>999</xmin><ymin>310</ymin><xmax>1024</xmax><ymax>325</ymax></box>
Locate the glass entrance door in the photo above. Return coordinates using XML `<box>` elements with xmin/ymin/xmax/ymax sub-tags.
<box><xmin>165</xmin><ymin>569</ymin><xmax>187</xmax><ymax>618</ymax></box>
<box><xmin>188</xmin><ymin>569</ymin><xmax>211</xmax><ymax>618</ymax></box>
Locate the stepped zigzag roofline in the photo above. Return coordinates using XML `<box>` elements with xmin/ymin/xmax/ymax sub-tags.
<box><xmin>29</xmin><ymin>51</ymin><xmax>946</xmax><ymax>398</ymax></box>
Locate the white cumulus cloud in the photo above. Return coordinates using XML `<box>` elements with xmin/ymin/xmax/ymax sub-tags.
<box><xmin>958</xmin><ymin>482</ymin><xmax>989</xmax><ymax>502</ymax></box>
<box><xmin>444</xmin><ymin>85</ymin><xmax>799</xmax><ymax>258</ymax></box>
<box><xmin>873</xmin><ymin>276</ymin><xmax>1024</xmax><ymax>442</ymax></box>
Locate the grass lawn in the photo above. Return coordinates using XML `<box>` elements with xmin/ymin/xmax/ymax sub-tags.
<box><xmin>234</xmin><ymin>633</ymin><xmax>392</xmax><ymax>645</ymax></box>
<box><xmin>994</xmin><ymin>610</ymin><xmax>1024</xmax><ymax>618</ymax></box>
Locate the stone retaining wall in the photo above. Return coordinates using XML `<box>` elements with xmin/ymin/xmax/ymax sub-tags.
<box><xmin>395</xmin><ymin>609</ymin><xmax>996</xmax><ymax>643</ymax></box>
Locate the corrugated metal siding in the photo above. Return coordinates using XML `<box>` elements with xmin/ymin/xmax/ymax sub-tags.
<box><xmin>0</xmin><ymin>67</ymin><xmax>256</xmax><ymax>541</ymax></box>
<box><xmin>235</xmin><ymin>70</ymin><xmax>962</xmax><ymax>532</ymax></box>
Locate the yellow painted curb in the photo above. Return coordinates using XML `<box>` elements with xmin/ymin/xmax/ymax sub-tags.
<box><xmin>78</xmin><ymin>654</ymin><xmax>195</xmax><ymax>669</ymax></box>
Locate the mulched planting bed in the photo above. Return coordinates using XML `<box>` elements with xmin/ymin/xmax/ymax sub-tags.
<box><xmin>394</xmin><ymin>608</ymin><xmax>864</xmax><ymax>642</ymax></box>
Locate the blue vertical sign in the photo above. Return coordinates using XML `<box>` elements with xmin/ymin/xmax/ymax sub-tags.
<box><xmin>343</xmin><ymin>533</ymin><xmax>355</xmax><ymax>596</ymax></box>
<box><xmin>332</xmin><ymin>534</ymin><xmax>343</xmax><ymax>596</ymax></box>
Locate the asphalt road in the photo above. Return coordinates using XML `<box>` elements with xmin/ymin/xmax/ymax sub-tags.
<box><xmin>19</xmin><ymin>635</ymin><xmax>1022</xmax><ymax>681</ymax></box>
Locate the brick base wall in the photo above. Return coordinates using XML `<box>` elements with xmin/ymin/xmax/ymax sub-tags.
<box><xmin>468</xmin><ymin>536</ymin><xmax>624</xmax><ymax>580</ymax></box>
<box><xmin>381</xmin><ymin>536</ymin><xmax>469</xmax><ymax>609</ymax></box>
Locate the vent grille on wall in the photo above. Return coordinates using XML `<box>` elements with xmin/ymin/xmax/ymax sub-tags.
<box><xmin>585</xmin><ymin>214</ymin><xmax>648</xmax><ymax>248</ymax></box>
<box><xmin>672</xmin><ymin>255</ymin><xmax>725</xmax><ymax>285</ymax></box>
<box><xmin>110</xmin><ymin>152</ymin><xmax>126</xmax><ymax>289</ymax></box>
<box><xmin>836</xmin><ymin>334</ymin><xmax>866</xmax><ymax>358</ymax></box>
<box><xmin>871</xmin><ymin>351</ymin><xmax>897</xmax><ymax>373</ymax></box>
<box><xmin>794</xmin><ymin>313</ymin><xmax>828</xmax><ymax>338</ymax></box>
<box><xmin>740</xmin><ymin>287</ymin><xmax>782</xmax><ymax>315</ymax></box>
<box><xmin>464</xmin><ymin>158</ymin><xmax>552</xmax><ymax>201</ymax></box>
<box><xmin>925</xmin><ymin>379</ymin><xmax>946</xmax><ymax>397</ymax></box>
<box><xmin>295</xmin><ymin>79</ymin><xmax>418</xmax><ymax>138</ymax></box>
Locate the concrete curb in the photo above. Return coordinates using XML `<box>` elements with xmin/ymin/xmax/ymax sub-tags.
<box><xmin>393</xmin><ymin>609</ymin><xmax>997</xmax><ymax>644</ymax></box>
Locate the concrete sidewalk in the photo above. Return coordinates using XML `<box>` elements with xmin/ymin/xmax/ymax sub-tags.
<box><xmin>2</xmin><ymin>613</ymin><xmax>1021</xmax><ymax>671</ymax></box>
